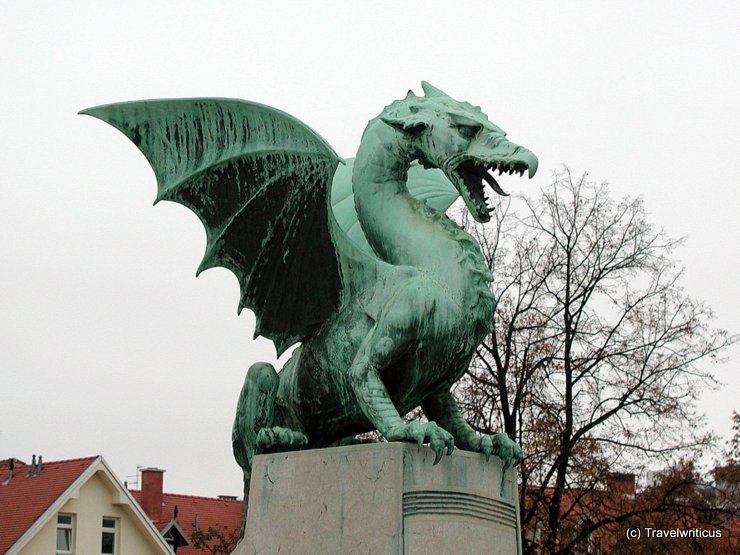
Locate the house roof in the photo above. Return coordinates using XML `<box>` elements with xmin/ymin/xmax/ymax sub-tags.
<box><xmin>0</xmin><ymin>455</ymin><xmax>173</xmax><ymax>554</ymax></box>
<box><xmin>0</xmin><ymin>454</ymin><xmax>241</xmax><ymax>554</ymax></box>
<box><xmin>0</xmin><ymin>456</ymin><xmax>97</xmax><ymax>554</ymax></box>
<box><xmin>130</xmin><ymin>489</ymin><xmax>243</xmax><ymax>554</ymax></box>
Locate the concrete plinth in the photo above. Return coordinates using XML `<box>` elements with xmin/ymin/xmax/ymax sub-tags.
<box><xmin>234</xmin><ymin>442</ymin><xmax>521</xmax><ymax>555</ymax></box>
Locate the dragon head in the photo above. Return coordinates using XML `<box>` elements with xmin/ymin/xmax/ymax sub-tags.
<box><xmin>381</xmin><ymin>81</ymin><xmax>538</xmax><ymax>223</ymax></box>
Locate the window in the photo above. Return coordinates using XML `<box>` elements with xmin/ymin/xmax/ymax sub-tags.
<box><xmin>56</xmin><ymin>514</ymin><xmax>74</xmax><ymax>554</ymax></box>
<box><xmin>101</xmin><ymin>517</ymin><xmax>117</xmax><ymax>554</ymax></box>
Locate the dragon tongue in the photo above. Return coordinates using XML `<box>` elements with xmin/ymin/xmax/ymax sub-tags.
<box><xmin>466</xmin><ymin>162</ymin><xmax>508</xmax><ymax>197</ymax></box>
<box><xmin>483</xmin><ymin>169</ymin><xmax>508</xmax><ymax>197</ymax></box>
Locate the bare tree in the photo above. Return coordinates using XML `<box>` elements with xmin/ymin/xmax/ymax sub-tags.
<box><xmin>191</xmin><ymin>524</ymin><xmax>240</xmax><ymax>554</ymax></box>
<box><xmin>724</xmin><ymin>411</ymin><xmax>740</xmax><ymax>466</ymax></box>
<box><xmin>606</xmin><ymin>458</ymin><xmax>739</xmax><ymax>555</ymax></box>
<box><xmin>456</xmin><ymin>168</ymin><xmax>735</xmax><ymax>554</ymax></box>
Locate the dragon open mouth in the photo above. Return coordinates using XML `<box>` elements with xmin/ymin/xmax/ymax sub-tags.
<box><xmin>456</xmin><ymin>158</ymin><xmax>534</xmax><ymax>223</ymax></box>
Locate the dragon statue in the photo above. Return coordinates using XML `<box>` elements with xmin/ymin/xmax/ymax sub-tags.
<box><xmin>81</xmin><ymin>82</ymin><xmax>537</xmax><ymax>523</ymax></box>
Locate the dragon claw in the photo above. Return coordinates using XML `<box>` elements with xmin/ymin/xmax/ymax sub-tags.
<box><xmin>388</xmin><ymin>420</ymin><xmax>454</xmax><ymax>464</ymax></box>
<box><xmin>478</xmin><ymin>433</ymin><xmax>522</xmax><ymax>467</ymax></box>
<box><xmin>256</xmin><ymin>426</ymin><xmax>308</xmax><ymax>454</ymax></box>
<box><xmin>481</xmin><ymin>435</ymin><xmax>494</xmax><ymax>462</ymax></box>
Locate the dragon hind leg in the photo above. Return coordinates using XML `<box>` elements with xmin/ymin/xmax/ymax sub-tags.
<box><xmin>232</xmin><ymin>362</ymin><xmax>279</xmax><ymax>472</ymax></box>
<box><xmin>232</xmin><ymin>362</ymin><xmax>307</xmax><ymax>536</ymax></box>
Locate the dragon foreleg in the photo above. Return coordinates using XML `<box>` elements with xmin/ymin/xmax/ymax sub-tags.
<box><xmin>348</xmin><ymin>289</ymin><xmax>455</xmax><ymax>463</ymax></box>
<box><xmin>423</xmin><ymin>390</ymin><xmax>522</xmax><ymax>467</ymax></box>
<box><xmin>423</xmin><ymin>391</ymin><xmax>480</xmax><ymax>449</ymax></box>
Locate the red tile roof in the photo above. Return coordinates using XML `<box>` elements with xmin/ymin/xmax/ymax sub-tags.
<box><xmin>130</xmin><ymin>490</ymin><xmax>242</xmax><ymax>554</ymax></box>
<box><xmin>0</xmin><ymin>456</ymin><xmax>98</xmax><ymax>553</ymax></box>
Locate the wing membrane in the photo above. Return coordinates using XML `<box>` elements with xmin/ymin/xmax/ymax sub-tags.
<box><xmin>82</xmin><ymin>98</ymin><xmax>342</xmax><ymax>355</ymax></box>
<box><xmin>330</xmin><ymin>158</ymin><xmax>459</xmax><ymax>255</ymax></box>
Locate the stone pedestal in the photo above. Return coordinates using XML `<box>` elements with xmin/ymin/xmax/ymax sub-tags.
<box><xmin>234</xmin><ymin>442</ymin><xmax>521</xmax><ymax>555</ymax></box>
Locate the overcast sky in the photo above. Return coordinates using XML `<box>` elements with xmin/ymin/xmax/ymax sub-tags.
<box><xmin>2</xmin><ymin>1</ymin><xmax>738</xmax><ymax>497</ymax></box>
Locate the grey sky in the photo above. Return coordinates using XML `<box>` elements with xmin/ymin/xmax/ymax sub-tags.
<box><xmin>2</xmin><ymin>1</ymin><xmax>738</xmax><ymax>497</ymax></box>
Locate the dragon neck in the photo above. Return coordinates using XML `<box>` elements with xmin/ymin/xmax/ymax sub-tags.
<box><xmin>352</xmin><ymin>118</ymin><xmax>494</xmax><ymax>326</ymax></box>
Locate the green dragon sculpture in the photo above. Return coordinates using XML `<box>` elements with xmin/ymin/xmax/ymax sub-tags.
<box><xmin>81</xmin><ymin>82</ymin><xmax>537</xmax><ymax>520</ymax></box>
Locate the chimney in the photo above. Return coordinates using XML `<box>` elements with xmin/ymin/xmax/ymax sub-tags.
<box><xmin>1</xmin><ymin>458</ymin><xmax>14</xmax><ymax>486</ymax></box>
<box><xmin>26</xmin><ymin>454</ymin><xmax>37</xmax><ymax>477</ymax></box>
<box><xmin>606</xmin><ymin>472</ymin><xmax>636</xmax><ymax>497</ymax></box>
<box><xmin>140</xmin><ymin>467</ymin><xmax>165</xmax><ymax>521</ymax></box>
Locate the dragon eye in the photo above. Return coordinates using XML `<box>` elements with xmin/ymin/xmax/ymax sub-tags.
<box><xmin>456</xmin><ymin>124</ymin><xmax>481</xmax><ymax>139</ymax></box>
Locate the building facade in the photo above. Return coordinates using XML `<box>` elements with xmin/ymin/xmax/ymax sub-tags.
<box><xmin>0</xmin><ymin>456</ymin><xmax>171</xmax><ymax>554</ymax></box>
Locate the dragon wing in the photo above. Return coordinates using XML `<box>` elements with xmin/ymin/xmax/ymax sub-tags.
<box><xmin>331</xmin><ymin>158</ymin><xmax>459</xmax><ymax>256</ymax></box>
<box><xmin>81</xmin><ymin>98</ymin><xmax>344</xmax><ymax>355</ymax></box>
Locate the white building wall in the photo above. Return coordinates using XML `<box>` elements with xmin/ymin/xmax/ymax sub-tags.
<box><xmin>19</xmin><ymin>471</ymin><xmax>169</xmax><ymax>554</ymax></box>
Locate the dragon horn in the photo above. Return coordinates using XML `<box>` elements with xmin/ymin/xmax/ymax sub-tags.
<box><xmin>421</xmin><ymin>81</ymin><xmax>446</xmax><ymax>97</ymax></box>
